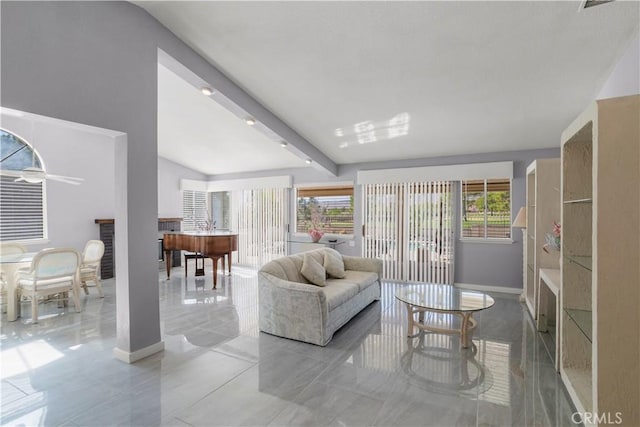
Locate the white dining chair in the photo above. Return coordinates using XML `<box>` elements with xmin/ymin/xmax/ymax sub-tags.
<box><xmin>79</xmin><ymin>240</ymin><xmax>105</xmax><ymax>298</ymax></box>
<box><xmin>0</xmin><ymin>242</ymin><xmax>27</xmax><ymax>256</ymax></box>
<box><xmin>16</xmin><ymin>248</ymin><xmax>81</xmax><ymax>323</ymax></box>
<box><xmin>0</xmin><ymin>243</ymin><xmax>27</xmax><ymax>312</ymax></box>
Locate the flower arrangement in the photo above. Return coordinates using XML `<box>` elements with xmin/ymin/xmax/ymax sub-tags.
<box><xmin>308</xmin><ymin>200</ymin><xmax>325</xmax><ymax>242</ymax></box>
<box><xmin>543</xmin><ymin>221</ymin><xmax>561</xmax><ymax>253</ymax></box>
<box><xmin>309</xmin><ymin>228</ymin><xmax>324</xmax><ymax>243</ymax></box>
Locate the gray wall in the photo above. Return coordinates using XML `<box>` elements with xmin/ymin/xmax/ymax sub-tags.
<box><xmin>212</xmin><ymin>147</ymin><xmax>560</xmax><ymax>289</ymax></box>
<box><xmin>1</xmin><ymin>1</ymin><xmax>162</xmax><ymax>354</ymax></box>
<box><xmin>1</xmin><ymin>1</ymin><xmax>329</xmax><ymax>356</ymax></box>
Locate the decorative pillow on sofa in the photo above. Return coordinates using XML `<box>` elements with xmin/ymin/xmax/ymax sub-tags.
<box><xmin>323</xmin><ymin>248</ymin><xmax>346</xmax><ymax>279</ymax></box>
<box><xmin>301</xmin><ymin>252</ymin><xmax>327</xmax><ymax>286</ymax></box>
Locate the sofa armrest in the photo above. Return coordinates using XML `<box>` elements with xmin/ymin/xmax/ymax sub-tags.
<box><xmin>258</xmin><ymin>272</ymin><xmax>329</xmax><ymax>345</ymax></box>
<box><xmin>342</xmin><ymin>256</ymin><xmax>383</xmax><ymax>278</ymax></box>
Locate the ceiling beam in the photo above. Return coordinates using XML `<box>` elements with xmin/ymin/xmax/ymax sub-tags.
<box><xmin>158</xmin><ymin>49</ymin><xmax>338</xmax><ymax>176</ymax></box>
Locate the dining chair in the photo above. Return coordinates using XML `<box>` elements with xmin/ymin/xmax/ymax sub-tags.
<box><xmin>79</xmin><ymin>240</ymin><xmax>105</xmax><ymax>298</ymax></box>
<box><xmin>16</xmin><ymin>248</ymin><xmax>81</xmax><ymax>323</ymax></box>
<box><xmin>0</xmin><ymin>242</ymin><xmax>27</xmax><ymax>256</ymax></box>
<box><xmin>0</xmin><ymin>243</ymin><xmax>27</xmax><ymax>311</ymax></box>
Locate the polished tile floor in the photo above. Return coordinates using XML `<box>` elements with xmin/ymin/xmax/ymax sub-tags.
<box><xmin>1</xmin><ymin>264</ymin><xmax>576</xmax><ymax>426</ymax></box>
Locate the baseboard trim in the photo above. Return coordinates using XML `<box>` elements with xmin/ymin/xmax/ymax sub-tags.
<box><xmin>454</xmin><ymin>282</ymin><xmax>522</xmax><ymax>295</ymax></box>
<box><xmin>113</xmin><ymin>340</ymin><xmax>165</xmax><ymax>364</ymax></box>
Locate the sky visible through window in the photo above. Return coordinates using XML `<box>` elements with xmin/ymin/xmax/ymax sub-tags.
<box><xmin>0</xmin><ymin>130</ymin><xmax>41</xmax><ymax>171</ymax></box>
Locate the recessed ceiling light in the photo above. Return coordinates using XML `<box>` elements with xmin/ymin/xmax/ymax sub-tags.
<box><xmin>201</xmin><ymin>86</ymin><xmax>214</xmax><ymax>96</ymax></box>
<box><xmin>305</xmin><ymin>159</ymin><xmax>312</xmax><ymax>164</ymax></box>
<box><xmin>245</xmin><ymin>117</ymin><xmax>256</xmax><ymax>126</ymax></box>
<box><xmin>280</xmin><ymin>141</ymin><xmax>288</xmax><ymax>148</ymax></box>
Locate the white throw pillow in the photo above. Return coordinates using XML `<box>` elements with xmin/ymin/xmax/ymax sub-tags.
<box><xmin>301</xmin><ymin>252</ymin><xmax>327</xmax><ymax>286</ymax></box>
<box><xmin>323</xmin><ymin>248</ymin><xmax>346</xmax><ymax>279</ymax></box>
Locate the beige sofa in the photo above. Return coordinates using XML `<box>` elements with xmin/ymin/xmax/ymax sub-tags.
<box><xmin>258</xmin><ymin>248</ymin><xmax>382</xmax><ymax>346</ymax></box>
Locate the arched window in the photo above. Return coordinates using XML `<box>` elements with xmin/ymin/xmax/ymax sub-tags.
<box><xmin>0</xmin><ymin>129</ymin><xmax>46</xmax><ymax>242</ymax></box>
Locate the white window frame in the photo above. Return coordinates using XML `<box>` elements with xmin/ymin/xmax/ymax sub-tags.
<box><xmin>460</xmin><ymin>179</ymin><xmax>513</xmax><ymax>243</ymax></box>
<box><xmin>0</xmin><ymin>129</ymin><xmax>48</xmax><ymax>243</ymax></box>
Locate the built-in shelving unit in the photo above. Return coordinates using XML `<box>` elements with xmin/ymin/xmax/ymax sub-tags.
<box><xmin>524</xmin><ymin>158</ymin><xmax>560</xmax><ymax>319</ymax></box>
<box><xmin>560</xmin><ymin>95</ymin><xmax>639</xmax><ymax>426</ymax></box>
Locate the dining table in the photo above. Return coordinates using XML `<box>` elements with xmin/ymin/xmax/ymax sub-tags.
<box><xmin>0</xmin><ymin>252</ymin><xmax>35</xmax><ymax>321</ymax></box>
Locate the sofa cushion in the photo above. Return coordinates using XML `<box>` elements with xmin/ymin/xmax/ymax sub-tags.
<box><xmin>339</xmin><ymin>270</ymin><xmax>380</xmax><ymax>292</ymax></box>
<box><xmin>301</xmin><ymin>252</ymin><xmax>326</xmax><ymax>287</ymax></box>
<box><xmin>323</xmin><ymin>248</ymin><xmax>346</xmax><ymax>279</ymax></box>
<box><xmin>260</xmin><ymin>255</ymin><xmax>306</xmax><ymax>283</ymax></box>
<box><xmin>322</xmin><ymin>281</ymin><xmax>360</xmax><ymax>311</ymax></box>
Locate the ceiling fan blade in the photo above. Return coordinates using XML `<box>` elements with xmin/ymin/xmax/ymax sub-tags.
<box><xmin>1</xmin><ymin>168</ymin><xmax>83</xmax><ymax>185</ymax></box>
<box><xmin>47</xmin><ymin>175</ymin><xmax>84</xmax><ymax>185</ymax></box>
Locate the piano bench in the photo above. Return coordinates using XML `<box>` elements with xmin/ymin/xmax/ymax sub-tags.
<box><xmin>184</xmin><ymin>252</ymin><xmax>205</xmax><ymax>277</ymax></box>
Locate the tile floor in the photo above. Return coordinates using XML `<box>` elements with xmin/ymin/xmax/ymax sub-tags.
<box><xmin>1</xmin><ymin>264</ymin><xmax>577</xmax><ymax>426</ymax></box>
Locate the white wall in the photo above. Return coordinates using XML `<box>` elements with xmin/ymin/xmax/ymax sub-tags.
<box><xmin>1</xmin><ymin>112</ymin><xmax>115</xmax><ymax>253</ymax></box>
<box><xmin>158</xmin><ymin>156</ymin><xmax>207</xmax><ymax>218</ymax></box>
<box><xmin>598</xmin><ymin>35</ymin><xmax>640</xmax><ymax>99</ymax></box>
<box><xmin>0</xmin><ymin>113</ymin><xmax>209</xmax><ymax>249</ymax></box>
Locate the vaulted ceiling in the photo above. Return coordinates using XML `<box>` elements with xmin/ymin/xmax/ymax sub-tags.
<box><xmin>144</xmin><ymin>1</ymin><xmax>639</xmax><ymax>175</ymax></box>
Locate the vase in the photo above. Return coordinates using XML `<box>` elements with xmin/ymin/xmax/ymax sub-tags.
<box><xmin>309</xmin><ymin>230</ymin><xmax>324</xmax><ymax>243</ymax></box>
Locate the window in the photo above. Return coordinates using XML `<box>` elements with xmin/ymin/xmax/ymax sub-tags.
<box><xmin>461</xmin><ymin>179</ymin><xmax>511</xmax><ymax>239</ymax></box>
<box><xmin>182</xmin><ymin>190</ymin><xmax>209</xmax><ymax>231</ymax></box>
<box><xmin>296</xmin><ymin>186</ymin><xmax>354</xmax><ymax>235</ymax></box>
<box><xmin>0</xmin><ymin>129</ymin><xmax>46</xmax><ymax>242</ymax></box>
<box><xmin>211</xmin><ymin>191</ymin><xmax>231</xmax><ymax>230</ymax></box>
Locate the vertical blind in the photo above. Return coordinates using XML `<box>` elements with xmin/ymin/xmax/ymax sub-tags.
<box><xmin>0</xmin><ymin>176</ymin><xmax>45</xmax><ymax>241</ymax></box>
<box><xmin>363</xmin><ymin>181</ymin><xmax>454</xmax><ymax>284</ymax></box>
<box><xmin>182</xmin><ymin>190</ymin><xmax>209</xmax><ymax>232</ymax></box>
<box><xmin>232</xmin><ymin>187</ymin><xmax>288</xmax><ymax>266</ymax></box>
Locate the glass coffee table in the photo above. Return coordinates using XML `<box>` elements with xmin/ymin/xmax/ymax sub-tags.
<box><xmin>396</xmin><ymin>284</ymin><xmax>495</xmax><ymax>348</ymax></box>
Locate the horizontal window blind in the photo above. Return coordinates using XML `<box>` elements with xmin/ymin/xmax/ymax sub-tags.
<box><xmin>296</xmin><ymin>186</ymin><xmax>354</xmax><ymax>234</ymax></box>
<box><xmin>0</xmin><ymin>176</ymin><xmax>45</xmax><ymax>241</ymax></box>
<box><xmin>297</xmin><ymin>186</ymin><xmax>354</xmax><ymax>197</ymax></box>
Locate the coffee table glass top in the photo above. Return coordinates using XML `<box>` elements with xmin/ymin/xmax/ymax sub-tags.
<box><xmin>396</xmin><ymin>284</ymin><xmax>495</xmax><ymax>312</ymax></box>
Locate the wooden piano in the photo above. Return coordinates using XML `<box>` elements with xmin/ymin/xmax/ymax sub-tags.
<box><xmin>163</xmin><ymin>231</ymin><xmax>238</xmax><ymax>288</ymax></box>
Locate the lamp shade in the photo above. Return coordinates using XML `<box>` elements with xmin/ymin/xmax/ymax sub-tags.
<box><xmin>512</xmin><ymin>207</ymin><xmax>526</xmax><ymax>228</ymax></box>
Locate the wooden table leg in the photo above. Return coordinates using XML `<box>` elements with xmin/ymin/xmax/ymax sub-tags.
<box><xmin>460</xmin><ymin>312</ymin><xmax>475</xmax><ymax>348</ymax></box>
<box><xmin>405</xmin><ymin>303</ymin><xmax>414</xmax><ymax>337</ymax></box>
<box><xmin>165</xmin><ymin>250</ymin><xmax>172</xmax><ymax>279</ymax></box>
<box><xmin>211</xmin><ymin>256</ymin><xmax>218</xmax><ymax>289</ymax></box>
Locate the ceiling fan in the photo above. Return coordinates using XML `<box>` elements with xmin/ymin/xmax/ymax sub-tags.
<box><xmin>0</xmin><ymin>167</ymin><xmax>84</xmax><ymax>185</ymax></box>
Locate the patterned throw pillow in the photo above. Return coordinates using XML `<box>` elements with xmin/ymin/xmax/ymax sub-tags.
<box><xmin>301</xmin><ymin>252</ymin><xmax>327</xmax><ymax>286</ymax></box>
<box><xmin>323</xmin><ymin>248</ymin><xmax>346</xmax><ymax>279</ymax></box>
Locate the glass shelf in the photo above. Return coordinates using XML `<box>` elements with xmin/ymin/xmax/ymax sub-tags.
<box><xmin>565</xmin><ymin>255</ymin><xmax>592</xmax><ymax>271</ymax></box>
<box><xmin>565</xmin><ymin>308</ymin><xmax>592</xmax><ymax>342</ymax></box>
<box><xmin>563</xmin><ymin>198</ymin><xmax>593</xmax><ymax>204</ymax></box>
